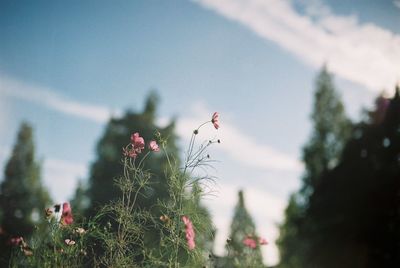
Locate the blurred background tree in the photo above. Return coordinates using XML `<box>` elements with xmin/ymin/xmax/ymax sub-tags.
<box><xmin>85</xmin><ymin>91</ymin><xmax>179</xmax><ymax>217</ymax></box>
<box><xmin>221</xmin><ymin>190</ymin><xmax>264</xmax><ymax>267</ymax></box>
<box><xmin>0</xmin><ymin>122</ymin><xmax>51</xmax><ymax>265</ymax></box>
<box><xmin>303</xmin><ymin>86</ymin><xmax>400</xmax><ymax>268</ymax></box>
<box><xmin>70</xmin><ymin>179</ymin><xmax>88</xmax><ymax>219</ymax></box>
<box><xmin>277</xmin><ymin>66</ymin><xmax>352</xmax><ymax>267</ymax></box>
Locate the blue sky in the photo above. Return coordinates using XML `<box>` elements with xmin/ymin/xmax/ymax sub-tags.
<box><xmin>1</xmin><ymin>0</ymin><xmax>399</xmax><ymax>265</ymax></box>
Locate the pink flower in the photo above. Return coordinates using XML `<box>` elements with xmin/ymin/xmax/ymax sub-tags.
<box><xmin>211</xmin><ymin>112</ymin><xmax>219</xmax><ymax>129</ymax></box>
<box><xmin>131</xmin><ymin>132</ymin><xmax>145</xmax><ymax>153</ymax></box>
<box><xmin>243</xmin><ymin>236</ymin><xmax>257</xmax><ymax>249</ymax></box>
<box><xmin>9</xmin><ymin>236</ymin><xmax>23</xmax><ymax>246</ymax></box>
<box><xmin>182</xmin><ymin>216</ymin><xmax>195</xmax><ymax>250</ymax></box>
<box><xmin>123</xmin><ymin>147</ymin><xmax>137</xmax><ymax>158</ymax></box>
<box><xmin>61</xmin><ymin>202</ymin><xmax>73</xmax><ymax>225</ymax></box>
<box><xmin>149</xmin><ymin>140</ymin><xmax>160</xmax><ymax>152</ymax></box>
<box><xmin>259</xmin><ymin>237</ymin><xmax>268</xmax><ymax>245</ymax></box>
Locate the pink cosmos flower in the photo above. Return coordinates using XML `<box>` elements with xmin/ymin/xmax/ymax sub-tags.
<box><xmin>131</xmin><ymin>132</ymin><xmax>145</xmax><ymax>153</ymax></box>
<box><xmin>211</xmin><ymin>112</ymin><xmax>219</xmax><ymax>130</ymax></box>
<box><xmin>149</xmin><ymin>140</ymin><xmax>160</xmax><ymax>152</ymax></box>
<box><xmin>259</xmin><ymin>237</ymin><xmax>268</xmax><ymax>245</ymax></box>
<box><xmin>182</xmin><ymin>216</ymin><xmax>195</xmax><ymax>250</ymax></box>
<box><xmin>243</xmin><ymin>236</ymin><xmax>257</xmax><ymax>249</ymax></box>
<box><xmin>9</xmin><ymin>236</ymin><xmax>23</xmax><ymax>246</ymax></box>
<box><xmin>123</xmin><ymin>147</ymin><xmax>137</xmax><ymax>158</ymax></box>
<box><xmin>61</xmin><ymin>202</ymin><xmax>73</xmax><ymax>225</ymax></box>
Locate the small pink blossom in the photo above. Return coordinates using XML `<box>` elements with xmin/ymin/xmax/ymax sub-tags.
<box><xmin>259</xmin><ymin>237</ymin><xmax>268</xmax><ymax>245</ymax></box>
<box><xmin>182</xmin><ymin>216</ymin><xmax>195</xmax><ymax>250</ymax></box>
<box><xmin>243</xmin><ymin>236</ymin><xmax>257</xmax><ymax>249</ymax></box>
<box><xmin>61</xmin><ymin>202</ymin><xmax>73</xmax><ymax>225</ymax></box>
<box><xmin>123</xmin><ymin>147</ymin><xmax>137</xmax><ymax>158</ymax></box>
<box><xmin>211</xmin><ymin>112</ymin><xmax>219</xmax><ymax>129</ymax></box>
<box><xmin>131</xmin><ymin>132</ymin><xmax>145</xmax><ymax>153</ymax></box>
<box><xmin>9</xmin><ymin>236</ymin><xmax>23</xmax><ymax>246</ymax></box>
<box><xmin>149</xmin><ymin>140</ymin><xmax>160</xmax><ymax>152</ymax></box>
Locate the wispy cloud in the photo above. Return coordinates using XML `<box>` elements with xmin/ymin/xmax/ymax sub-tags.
<box><xmin>175</xmin><ymin>102</ymin><xmax>303</xmax><ymax>172</ymax></box>
<box><xmin>0</xmin><ymin>75</ymin><xmax>121</xmax><ymax>123</ymax></box>
<box><xmin>43</xmin><ymin>158</ymin><xmax>88</xmax><ymax>203</ymax></box>
<box><xmin>394</xmin><ymin>1</ymin><xmax>400</xmax><ymax>9</ymax></box>
<box><xmin>194</xmin><ymin>0</ymin><xmax>400</xmax><ymax>92</ymax></box>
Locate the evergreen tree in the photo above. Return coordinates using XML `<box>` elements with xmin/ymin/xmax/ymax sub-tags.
<box><xmin>302</xmin><ymin>66</ymin><xmax>352</xmax><ymax>194</ymax></box>
<box><xmin>0</xmin><ymin>122</ymin><xmax>51</xmax><ymax>265</ymax></box>
<box><xmin>85</xmin><ymin>91</ymin><xmax>179</xmax><ymax>217</ymax></box>
<box><xmin>224</xmin><ymin>190</ymin><xmax>264</xmax><ymax>267</ymax></box>
<box><xmin>277</xmin><ymin>66</ymin><xmax>351</xmax><ymax>267</ymax></box>
<box><xmin>70</xmin><ymin>179</ymin><xmax>88</xmax><ymax>219</ymax></box>
<box><xmin>304</xmin><ymin>86</ymin><xmax>400</xmax><ymax>268</ymax></box>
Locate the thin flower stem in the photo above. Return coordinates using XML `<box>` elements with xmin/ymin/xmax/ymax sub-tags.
<box><xmin>184</xmin><ymin>121</ymin><xmax>210</xmax><ymax>176</ymax></box>
<box><xmin>137</xmin><ymin>151</ymin><xmax>151</xmax><ymax>169</ymax></box>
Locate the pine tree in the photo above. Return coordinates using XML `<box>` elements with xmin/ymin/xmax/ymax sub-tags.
<box><xmin>0</xmin><ymin>122</ymin><xmax>51</xmax><ymax>265</ymax></box>
<box><xmin>277</xmin><ymin>66</ymin><xmax>351</xmax><ymax>267</ymax></box>
<box><xmin>302</xmin><ymin>66</ymin><xmax>352</xmax><ymax>194</ymax></box>
<box><xmin>85</xmin><ymin>91</ymin><xmax>180</xmax><ymax>217</ymax></box>
<box><xmin>223</xmin><ymin>190</ymin><xmax>264</xmax><ymax>267</ymax></box>
<box><xmin>70</xmin><ymin>179</ymin><xmax>88</xmax><ymax>219</ymax></box>
<box><xmin>304</xmin><ymin>86</ymin><xmax>400</xmax><ymax>268</ymax></box>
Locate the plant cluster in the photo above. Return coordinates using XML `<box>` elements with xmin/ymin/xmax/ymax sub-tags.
<box><xmin>8</xmin><ymin>112</ymin><xmax>222</xmax><ymax>268</ymax></box>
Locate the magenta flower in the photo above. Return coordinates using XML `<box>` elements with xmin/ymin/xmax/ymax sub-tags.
<box><xmin>149</xmin><ymin>140</ymin><xmax>160</xmax><ymax>152</ymax></box>
<box><xmin>123</xmin><ymin>132</ymin><xmax>146</xmax><ymax>158</ymax></box>
<box><xmin>61</xmin><ymin>202</ymin><xmax>73</xmax><ymax>225</ymax></box>
<box><xmin>131</xmin><ymin>132</ymin><xmax>145</xmax><ymax>153</ymax></box>
<box><xmin>182</xmin><ymin>216</ymin><xmax>195</xmax><ymax>250</ymax></box>
<box><xmin>211</xmin><ymin>112</ymin><xmax>220</xmax><ymax>129</ymax></box>
<box><xmin>9</xmin><ymin>236</ymin><xmax>23</xmax><ymax>246</ymax></box>
<box><xmin>123</xmin><ymin>147</ymin><xmax>137</xmax><ymax>158</ymax></box>
<box><xmin>243</xmin><ymin>236</ymin><xmax>257</xmax><ymax>249</ymax></box>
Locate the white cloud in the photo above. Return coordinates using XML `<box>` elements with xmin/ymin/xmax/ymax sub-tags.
<box><xmin>0</xmin><ymin>90</ymin><xmax>10</xmax><ymax>135</ymax></box>
<box><xmin>0</xmin><ymin>75</ymin><xmax>122</xmax><ymax>123</ymax></box>
<box><xmin>175</xmin><ymin>102</ymin><xmax>303</xmax><ymax>172</ymax></box>
<box><xmin>394</xmin><ymin>1</ymin><xmax>400</xmax><ymax>9</ymax></box>
<box><xmin>194</xmin><ymin>0</ymin><xmax>400</xmax><ymax>92</ymax></box>
<box><xmin>43</xmin><ymin>158</ymin><xmax>88</xmax><ymax>203</ymax></box>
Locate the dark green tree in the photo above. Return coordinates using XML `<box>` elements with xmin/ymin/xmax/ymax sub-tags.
<box><xmin>303</xmin><ymin>86</ymin><xmax>400</xmax><ymax>268</ymax></box>
<box><xmin>277</xmin><ymin>66</ymin><xmax>351</xmax><ymax>267</ymax></box>
<box><xmin>0</xmin><ymin>122</ymin><xmax>51</xmax><ymax>265</ymax></box>
<box><xmin>223</xmin><ymin>190</ymin><xmax>264</xmax><ymax>267</ymax></box>
<box><xmin>85</xmin><ymin>92</ymin><xmax>179</xmax><ymax>217</ymax></box>
<box><xmin>70</xmin><ymin>179</ymin><xmax>88</xmax><ymax>219</ymax></box>
<box><xmin>302</xmin><ymin>66</ymin><xmax>352</xmax><ymax>194</ymax></box>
